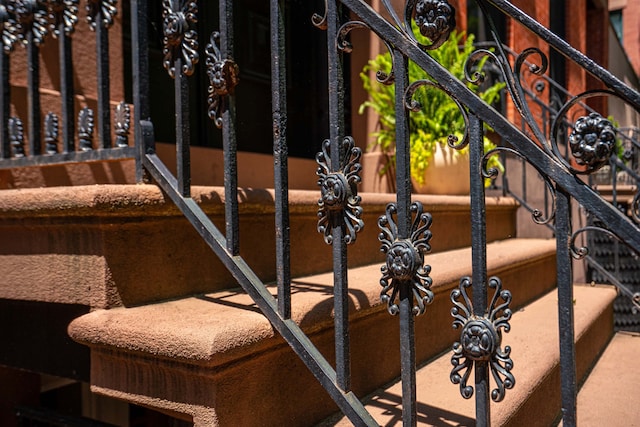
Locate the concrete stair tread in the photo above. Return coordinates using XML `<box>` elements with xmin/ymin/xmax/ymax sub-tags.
<box><xmin>327</xmin><ymin>284</ymin><xmax>617</xmax><ymax>427</ymax></box>
<box><xmin>69</xmin><ymin>238</ymin><xmax>555</xmax><ymax>369</ymax></box>
<box><xmin>575</xmin><ymin>331</ymin><xmax>640</xmax><ymax>425</ymax></box>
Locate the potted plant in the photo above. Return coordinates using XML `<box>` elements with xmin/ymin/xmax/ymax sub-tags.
<box><xmin>360</xmin><ymin>30</ymin><xmax>504</xmax><ymax>194</ymax></box>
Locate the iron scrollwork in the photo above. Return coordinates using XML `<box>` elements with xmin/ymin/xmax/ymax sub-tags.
<box><xmin>162</xmin><ymin>0</ymin><xmax>199</xmax><ymax>78</ymax></box>
<box><xmin>86</xmin><ymin>0</ymin><xmax>117</xmax><ymax>30</ymax></box>
<box><xmin>378</xmin><ymin>202</ymin><xmax>434</xmax><ymax>316</ymax></box>
<box><xmin>44</xmin><ymin>0</ymin><xmax>79</xmax><ymax>37</ymax></box>
<box><xmin>0</xmin><ymin>3</ymin><xmax>16</xmax><ymax>52</ymax></box>
<box><xmin>205</xmin><ymin>31</ymin><xmax>239</xmax><ymax>128</ymax></box>
<box><xmin>78</xmin><ymin>106</ymin><xmax>94</xmax><ymax>151</ymax></box>
<box><xmin>8</xmin><ymin>0</ymin><xmax>49</xmax><ymax>46</ymax></box>
<box><xmin>316</xmin><ymin>136</ymin><xmax>364</xmax><ymax>245</ymax></box>
<box><xmin>114</xmin><ymin>101</ymin><xmax>130</xmax><ymax>147</ymax></box>
<box><xmin>9</xmin><ymin>117</ymin><xmax>25</xmax><ymax>157</ymax></box>
<box><xmin>450</xmin><ymin>277</ymin><xmax>515</xmax><ymax>402</ymax></box>
<box><xmin>44</xmin><ymin>112</ymin><xmax>59</xmax><ymax>154</ymax></box>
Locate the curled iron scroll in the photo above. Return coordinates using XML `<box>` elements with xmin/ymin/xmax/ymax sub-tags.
<box><xmin>405</xmin><ymin>78</ymin><xmax>470</xmax><ymax>151</ymax></box>
<box><xmin>482</xmin><ymin>147</ymin><xmax>556</xmax><ymax>225</ymax></box>
<box><xmin>570</xmin><ymin>225</ymin><xmax>640</xmax><ymax>312</ymax></box>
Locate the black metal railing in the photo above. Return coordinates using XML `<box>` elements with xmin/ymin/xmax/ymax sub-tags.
<box><xmin>0</xmin><ymin>0</ymin><xmax>134</xmax><ymax>169</ymax></box>
<box><xmin>1</xmin><ymin>0</ymin><xmax>639</xmax><ymax>426</ymax></box>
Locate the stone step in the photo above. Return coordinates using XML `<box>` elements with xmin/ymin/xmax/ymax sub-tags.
<box><xmin>573</xmin><ymin>331</ymin><xmax>640</xmax><ymax>426</ymax></box>
<box><xmin>69</xmin><ymin>238</ymin><xmax>556</xmax><ymax>426</ymax></box>
<box><xmin>0</xmin><ymin>184</ymin><xmax>518</xmax><ymax>308</ymax></box>
<box><xmin>326</xmin><ymin>284</ymin><xmax>617</xmax><ymax>427</ymax></box>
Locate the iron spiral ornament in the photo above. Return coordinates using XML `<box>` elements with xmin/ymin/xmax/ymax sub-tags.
<box><xmin>161</xmin><ymin>0</ymin><xmax>199</xmax><ymax>78</ymax></box>
<box><xmin>8</xmin><ymin>0</ymin><xmax>49</xmax><ymax>46</ymax></box>
<box><xmin>205</xmin><ymin>31</ymin><xmax>239</xmax><ymax>128</ymax></box>
<box><xmin>378</xmin><ymin>202</ymin><xmax>433</xmax><ymax>316</ymax></box>
<box><xmin>450</xmin><ymin>276</ymin><xmax>514</xmax><ymax>402</ymax></box>
<box><xmin>316</xmin><ymin>136</ymin><xmax>364</xmax><ymax>245</ymax></box>
<box><xmin>43</xmin><ymin>0</ymin><xmax>78</xmax><ymax>37</ymax></box>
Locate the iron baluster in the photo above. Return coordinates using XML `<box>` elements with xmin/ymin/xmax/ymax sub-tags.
<box><xmin>469</xmin><ymin>115</ymin><xmax>491</xmax><ymax>426</ymax></box>
<box><xmin>161</xmin><ymin>0</ymin><xmax>199</xmax><ymax>198</ymax></box>
<box><xmin>556</xmin><ymin>186</ymin><xmax>577</xmax><ymax>426</ymax></box>
<box><xmin>325</xmin><ymin>0</ymin><xmax>351</xmax><ymax>393</ymax></box>
<box><xmin>393</xmin><ymin>47</ymin><xmax>418</xmax><ymax>427</ymax></box>
<box><xmin>87</xmin><ymin>0</ymin><xmax>116</xmax><ymax>149</ymax></box>
<box><xmin>270</xmin><ymin>0</ymin><xmax>291</xmax><ymax>319</ymax></box>
<box><xmin>0</xmin><ymin>3</ymin><xmax>11</xmax><ymax>159</ymax></box>
<box><xmin>46</xmin><ymin>0</ymin><xmax>78</xmax><ymax>153</ymax></box>
<box><xmin>219</xmin><ymin>0</ymin><xmax>239</xmax><ymax>255</ymax></box>
<box><xmin>10</xmin><ymin>1</ymin><xmax>48</xmax><ymax>156</ymax></box>
<box><xmin>131</xmin><ymin>0</ymin><xmax>152</xmax><ymax>182</ymax></box>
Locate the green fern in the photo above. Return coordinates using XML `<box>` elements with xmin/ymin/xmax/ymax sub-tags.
<box><xmin>360</xmin><ymin>31</ymin><xmax>505</xmax><ymax>186</ymax></box>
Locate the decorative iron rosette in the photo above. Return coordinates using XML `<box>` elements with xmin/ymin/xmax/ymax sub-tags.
<box><xmin>78</xmin><ymin>106</ymin><xmax>94</xmax><ymax>151</ymax></box>
<box><xmin>44</xmin><ymin>112</ymin><xmax>59</xmax><ymax>154</ymax></box>
<box><xmin>114</xmin><ymin>101</ymin><xmax>130</xmax><ymax>147</ymax></box>
<box><xmin>316</xmin><ymin>136</ymin><xmax>364</xmax><ymax>245</ymax></box>
<box><xmin>378</xmin><ymin>202</ymin><xmax>433</xmax><ymax>316</ymax></box>
<box><xmin>0</xmin><ymin>3</ymin><xmax>17</xmax><ymax>53</ymax></box>
<box><xmin>205</xmin><ymin>31</ymin><xmax>239</xmax><ymax>128</ymax></box>
<box><xmin>8</xmin><ymin>117</ymin><xmax>25</xmax><ymax>157</ymax></box>
<box><xmin>44</xmin><ymin>0</ymin><xmax>79</xmax><ymax>37</ymax></box>
<box><xmin>86</xmin><ymin>0</ymin><xmax>117</xmax><ymax>30</ymax></box>
<box><xmin>568</xmin><ymin>112</ymin><xmax>616</xmax><ymax>172</ymax></box>
<box><xmin>450</xmin><ymin>276</ymin><xmax>515</xmax><ymax>402</ymax></box>
<box><xmin>8</xmin><ymin>0</ymin><xmax>49</xmax><ymax>46</ymax></box>
<box><xmin>412</xmin><ymin>0</ymin><xmax>456</xmax><ymax>49</ymax></box>
<box><xmin>162</xmin><ymin>0</ymin><xmax>199</xmax><ymax>78</ymax></box>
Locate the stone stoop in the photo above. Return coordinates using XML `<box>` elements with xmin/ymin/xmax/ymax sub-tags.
<box><xmin>326</xmin><ymin>284</ymin><xmax>617</xmax><ymax>427</ymax></box>
<box><xmin>68</xmin><ymin>238</ymin><xmax>557</xmax><ymax>426</ymax></box>
<box><xmin>0</xmin><ymin>185</ymin><xmax>518</xmax><ymax>309</ymax></box>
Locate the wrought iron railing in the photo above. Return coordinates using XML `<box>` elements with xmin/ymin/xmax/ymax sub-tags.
<box><xmin>0</xmin><ymin>0</ymin><xmax>134</xmax><ymax>169</ymax></box>
<box><xmin>1</xmin><ymin>0</ymin><xmax>639</xmax><ymax>426</ymax></box>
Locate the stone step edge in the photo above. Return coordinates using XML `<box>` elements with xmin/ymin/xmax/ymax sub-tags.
<box><xmin>69</xmin><ymin>238</ymin><xmax>556</xmax><ymax>370</ymax></box>
<box><xmin>326</xmin><ymin>284</ymin><xmax>617</xmax><ymax>426</ymax></box>
<box><xmin>0</xmin><ymin>184</ymin><xmax>519</xmax><ymax>219</ymax></box>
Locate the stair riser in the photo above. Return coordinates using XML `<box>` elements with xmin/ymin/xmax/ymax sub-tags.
<box><xmin>0</xmin><ymin>199</ymin><xmax>516</xmax><ymax>307</ymax></box>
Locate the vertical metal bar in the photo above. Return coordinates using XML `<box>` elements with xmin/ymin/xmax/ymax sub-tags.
<box><xmin>96</xmin><ymin>18</ymin><xmax>111</xmax><ymax>149</ymax></box>
<box><xmin>27</xmin><ymin>32</ymin><xmax>40</xmax><ymax>156</ymax></box>
<box><xmin>59</xmin><ymin>28</ymin><xmax>74</xmax><ymax>152</ymax></box>
<box><xmin>0</xmin><ymin>49</ymin><xmax>9</xmax><ymax>159</ymax></box>
<box><xmin>220</xmin><ymin>0</ymin><xmax>239</xmax><ymax>255</ymax></box>
<box><xmin>175</xmin><ymin>56</ymin><xmax>191</xmax><ymax>198</ymax></box>
<box><xmin>469</xmin><ymin>114</ymin><xmax>490</xmax><ymax>427</ymax></box>
<box><xmin>393</xmin><ymin>48</ymin><xmax>416</xmax><ymax>427</ymax></box>
<box><xmin>556</xmin><ymin>186</ymin><xmax>577</xmax><ymax>427</ymax></box>
<box><xmin>271</xmin><ymin>0</ymin><xmax>291</xmax><ymax>319</ymax></box>
<box><xmin>131</xmin><ymin>0</ymin><xmax>152</xmax><ymax>182</ymax></box>
<box><xmin>327</xmin><ymin>0</ymin><xmax>350</xmax><ymax>392</ymax></box>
